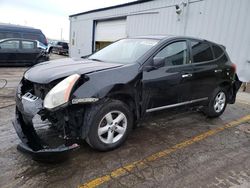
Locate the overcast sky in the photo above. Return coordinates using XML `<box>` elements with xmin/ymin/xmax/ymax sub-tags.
<box><xmin>0</xmin><ymin>0</ymin><xmax>135</xmax><ymax>41</ymax></box>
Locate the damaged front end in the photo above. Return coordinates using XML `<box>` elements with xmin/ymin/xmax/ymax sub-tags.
<box><xmin>13</xmin><ymin>78</ymin><xmax>82</xmax><ymax>162</ymax></box>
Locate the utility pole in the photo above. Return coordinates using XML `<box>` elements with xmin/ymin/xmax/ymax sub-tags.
<box><xmin>60</xmin><ymin>28</ymin><xmax>63</xmax><ymax>41</ymax></box>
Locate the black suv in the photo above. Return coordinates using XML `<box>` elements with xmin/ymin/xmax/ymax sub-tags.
<box><xmin>0</xmin><ymin>38</ymin><xmax>49</xmax><ymax>66</ymax></box>
<box><xmin>13</xmin><ymin>36</ymin><xmax>241</xmax><ymax>158</ymax></box>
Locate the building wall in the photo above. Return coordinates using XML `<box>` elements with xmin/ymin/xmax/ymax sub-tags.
<box><xmin>70</xmin><ymin>19</ymin><xmax>93</xmax><ymax>58</ymax></box>
<box><xmin>69</xmin><ymin>0</ymin><xmax>250</xmax><ymax>81</ymax></box>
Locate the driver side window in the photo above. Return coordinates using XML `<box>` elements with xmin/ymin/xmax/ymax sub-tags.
<box><xmin>155</xmin><ymin>41</ymin><xmax>188</xmax><ymax>66</ymax></box>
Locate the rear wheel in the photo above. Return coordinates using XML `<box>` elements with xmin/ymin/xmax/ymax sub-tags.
<box><xmin>85</xmin><ymin>100</ymin><xmax>133</xmax><ymax>151</ymax></box>
<box><xmin>204</xmin><ymin>87</ymin><xmax>227</xmax><ymax>118</ymax></box>
<box><xmin>48</xmin><ymin>47</ymin><xmax>53</xmax><ymax>54</ymax></box>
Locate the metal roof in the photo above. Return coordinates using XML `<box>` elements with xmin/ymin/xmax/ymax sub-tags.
<box><xmin>69</xmin><ymin>0</ymin><xmax>154</xmax><ymax>17</ymax></box>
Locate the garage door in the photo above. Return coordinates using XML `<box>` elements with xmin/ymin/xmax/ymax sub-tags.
<box><xmin>95</xmin><ymin>19</ymin><xmax>127</xmax><ymax>42</ymax></box>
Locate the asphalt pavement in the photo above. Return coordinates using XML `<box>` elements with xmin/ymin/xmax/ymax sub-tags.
<box><xmin>0</xmin><ymin>55</ymin><xmax>250</xmax><ymax>188</ymax></box>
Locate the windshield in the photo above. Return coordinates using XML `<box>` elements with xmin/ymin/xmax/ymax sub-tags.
<box><xmin>89</xmin><ymin>38</ymin><xmax>159</xmax><ymax>64</ymax></box>
<box><xmin>37</xmin><ymin>41</ymin><xmax>47</xmax><ymax>49</ymax></box>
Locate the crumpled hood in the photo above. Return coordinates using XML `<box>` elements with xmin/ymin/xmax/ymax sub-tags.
<box><xmin>24</xmin><ymin>58</ymin><xmax>123</xmax><ymax>84</ymax></box>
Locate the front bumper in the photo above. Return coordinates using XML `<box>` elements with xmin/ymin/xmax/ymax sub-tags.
<box><xmin>13</xmin><ymin>91</ymin><xmax>80</xmax><ymax>162</ymax></box>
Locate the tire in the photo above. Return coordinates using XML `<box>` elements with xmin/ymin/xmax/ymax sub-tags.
<box><xmin>48</xmin><ymin>47</ymin><xmax>53</xmax><ymax>54</ymax></box>
<box><xmin>85</xmin><ymin>99</ymin><xmax>133</xmax><ymax>151</ymax></box>
<box><xmin>204</xmin><ymin>87</ymin><xmax>228</xmax><ymax>118</ymax></box>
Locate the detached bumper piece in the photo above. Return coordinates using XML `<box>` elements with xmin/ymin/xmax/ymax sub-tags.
<box><xmin>13</xmin><ymin>93</ymin><xmax>80</xmax><ymax>162</ymax></box>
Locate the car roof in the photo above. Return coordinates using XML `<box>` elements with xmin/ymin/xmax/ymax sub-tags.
<box><xmin>132</xmin><ymin>35</ymin><xmax>207</xmax><ymax>41</ymax></box>
<box><xmin>132</xmin><ymin>35</ymin><xmax>226</xmax><ymax>49</ymax></box>
<box><xmin>0</xmin><ymin>23</ymin><xmax>42</xmax><ymax>33</ymax></box>
<box><xmin>132</xmin><ymin>35</ymin><xmax>175</xmax><ymax>40</ymax></box>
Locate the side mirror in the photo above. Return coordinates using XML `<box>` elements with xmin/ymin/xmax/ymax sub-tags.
<box><xmin>153</xmin><ymin>57</ymin><xmax>165</xmax><ymax>68</ymax></box>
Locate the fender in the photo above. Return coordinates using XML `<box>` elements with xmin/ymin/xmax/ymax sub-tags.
<box><xmin>73</xmin><ymin>63</ymin><xmax>141</xmax><ymax>100</ymax></box>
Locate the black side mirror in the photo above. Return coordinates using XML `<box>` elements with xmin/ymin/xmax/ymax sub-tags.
<box><xmin>153</xmin><ymin>57</ymin><xmax>165</xmax><ymax>68</ymax></box>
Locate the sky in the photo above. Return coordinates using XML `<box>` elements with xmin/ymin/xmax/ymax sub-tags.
<box><xmin>0</xmin><ymin>0</ymin><xmax>135</xmax><ymax>41</ymax></box>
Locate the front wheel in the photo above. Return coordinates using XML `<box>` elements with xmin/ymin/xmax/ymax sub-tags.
<box><xmin>204</xmin><ymin>87</ymin><xmax>228</xmax><ymax>118</ymax></box>
<box><xmin>85</xmin><ymin>100</ymin><xmax>133</xmax><ymax>151</ymax></box>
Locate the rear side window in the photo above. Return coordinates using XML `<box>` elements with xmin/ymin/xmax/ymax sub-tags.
<box><xmin>191</xmin><ymin>41</ymin><xmax>213</xmax><ymax>63</ymax></box>
<box><xmin>0</xmin><ymin>40</ymin><xmax>20</xmax><ymax>49</ymax></box>
<box><xmin>212</xmin><ymin>45</ymin><xmax>224</xmax><ymax>58</ymax></box>
<box><xmin>23</xmin><ymin>33</ymin><xmax>40</xmax><ymax>41</ymax></box>
<box><xmin>0</xmin><ymin>32</ymin><xmax>21</xmax><ymax>39</ymax></box>
<box><xmin>23</xmin><ymin>33</ymin><xmax>47</xmax><ymax>45</ymax></box>
<box><xmin>22</xmin><ymin>41</ymin><xmax>36</xmax><ymax>49</ymax></box>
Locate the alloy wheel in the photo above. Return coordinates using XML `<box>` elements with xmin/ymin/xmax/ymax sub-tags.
<box><xmin>214</xmin><ymin>91</ymin><xmax>226</xmax><ymax>113</ymax></box>
<box><xmin>98</xmin><ymin>111</ymin><xmax>127</xmax><ymax>144</ymax></box>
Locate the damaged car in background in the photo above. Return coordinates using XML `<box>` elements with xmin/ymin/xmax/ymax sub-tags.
<box><xmin>13</xmin><ymin>36</ymin><xmax>242</xmax><ymax>161</ymax></box>
<box><xmin>0</xmin><ymin>38</ymin><xmax>49</xmax><ymax>66</ymax></box>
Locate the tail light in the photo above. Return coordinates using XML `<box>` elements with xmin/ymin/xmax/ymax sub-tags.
<box><xmin>232</xmin><ymin>63</ymin><xmax>236</xmax><ymax>73</ymax></box>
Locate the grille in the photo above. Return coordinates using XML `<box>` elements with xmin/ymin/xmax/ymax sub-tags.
<box><xmin>22</xmin><ymin>92</ymin><xmax>39</xmax><ymax>102</ymax></box>
<box><xmin>21</xmin><ymin>79</ymin><xmax>55</xmax><ymax>100</ymax></box>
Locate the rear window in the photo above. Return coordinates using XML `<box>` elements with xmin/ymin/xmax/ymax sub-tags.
<box><xmin>57</xmin><ymin>42</ymin><xmax>68</xmax><ymax>47</ymax></box>
<box><xmin>23</xmin><ymin>33</ymin><xmax>47</xmax><ymax>45</ymax></box>
<box><xmin>191</xmin><ymin>41</ymin><xmax>213</xmax><ymax>63</ymax></box>
<box><xmin>212</xmin><ymin>45</ymin><xmax>224</xmax><ymax>58</ymax></box>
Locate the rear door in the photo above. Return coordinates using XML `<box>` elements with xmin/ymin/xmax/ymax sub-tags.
<box><xmin>189</xmin><ymin>40</ymin><xmax>219</xmax><ymax>100</ymax></box>
<box><xmin>143</xmin><ymin>40</ymin><xmax>194</xmax><ymax>111</ymax></box>
<box><xmin>0</xmin><ymin>39</ymin><xmax>21</xmax><ymax>65</ymax></box>
<box><xmin>20</xmin><ymin>40</ymin><xmax>39</xmax><ymax>64</ymax></box>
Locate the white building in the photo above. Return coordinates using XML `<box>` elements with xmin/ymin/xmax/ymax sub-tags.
<box><xmin>69</xmin><ymin>0</ymin><xmax>250</xmax><ymax>81</ymax></box>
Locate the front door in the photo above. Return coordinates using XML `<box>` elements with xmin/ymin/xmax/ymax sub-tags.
<box><xmin>0</xmin><ymin>39</ymin><xmax>20</xmax><ymax>65</ymax></box>
<box><xmin>142</xmin><ymin>40</ymin><xmax>193</xmax><ymax>112</ymax></box>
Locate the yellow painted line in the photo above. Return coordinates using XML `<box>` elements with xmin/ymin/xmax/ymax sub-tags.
<box><xmin>79</xmin><ymin>115</ymin><xmax>250</xmax><ymax>188</ymax></box>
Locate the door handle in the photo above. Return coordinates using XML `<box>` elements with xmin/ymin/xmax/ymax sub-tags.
<box><xmin>214</xmin><ymin>69</ymin><xmax>222</xmax><ymax>73</ymax></box>
<box><xmin>182</xmin><ymin>73</ymin><xmax>193</xmax><ymax>78</ymax></box>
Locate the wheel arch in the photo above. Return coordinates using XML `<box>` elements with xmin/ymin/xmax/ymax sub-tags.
<box><xmin>218</xmin><ymin>81</ymin><xmax>231</xmax><ymax>91</ymax></box>
<box><xmin>218</xmin><ymin>80</ymin><xmax>239</xmax><ymax>104</ymax></box>
<box><xmin>107</xmin><ymin>92</ymin><xmax>140</xmax><ymax>122</ymax></box>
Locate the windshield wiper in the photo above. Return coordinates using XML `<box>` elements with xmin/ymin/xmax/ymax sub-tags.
<box><xmin>88</xmin><ymin>58</ymin><xmax>103</xmax><ymax>62</ymax></box>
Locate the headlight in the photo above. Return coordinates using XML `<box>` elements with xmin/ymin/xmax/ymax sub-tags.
<box><xmin>44</xmin><ymin>74</ymin><xmax>80</xmax><ymax>109</ymax></box>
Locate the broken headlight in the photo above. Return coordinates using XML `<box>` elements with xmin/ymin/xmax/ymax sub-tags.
<box><xmin>44</xmin><ymin>74</ymin><xmax>80</xmax><ymax>109</ymax></box>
